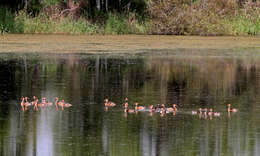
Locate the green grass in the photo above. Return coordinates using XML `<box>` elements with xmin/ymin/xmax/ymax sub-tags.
<box><xmin>104</xmin><ymin>12</ymin><xmax>150</xmax><ymax>34</ymax></box>
<box><xmin>1</xmin><ymin>4</ymin><xmax>259</xmax><ymax>36</ymax></box>
<box><xmin>15</xmin><ymin>11</ymin><xmax>99</xmax><ymax>34</ymax></box>
<box><xmin>231</xmin><ymin>14</ymin><xmax>260</xmax><ymax>35</ymax></box>
<box><xmin>12</xmin><ymin>11</ymin><xmax>150</xmax><ymax>35</ymax></box>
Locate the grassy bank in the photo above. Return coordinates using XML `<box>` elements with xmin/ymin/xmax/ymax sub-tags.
<box><xmin>1</xmin><ymin>9</ymin><xmax>151</xmax><ymax>35</ymax></box>
<box><xmin>1</xmin><ymin>0</ymin><xmax>260</xmax><ymax>35</ymax></box>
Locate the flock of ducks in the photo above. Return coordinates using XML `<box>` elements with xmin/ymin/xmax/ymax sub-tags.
<box><xmin>105</xmin><ymin>97</ymin><xmax>238</xmax><ymax>119</ymax></box>
<box><xmin>20</xmin><ymin>96</ymin><xmax>72</xmax><ymax>111</ymax></box>
<box><xmin>21</xmin><ymin>96</ymin><xmax>238</xmax><ymax>118</ymax></box>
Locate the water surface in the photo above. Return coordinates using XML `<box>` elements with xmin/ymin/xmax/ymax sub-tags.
<box><xmin>0</xmin><ymin>52</ymin><xmax>260</xmax><ymax>156</ymax></box>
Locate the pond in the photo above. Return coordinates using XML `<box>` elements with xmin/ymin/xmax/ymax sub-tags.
<box><xmin>0</xmin><ymin>50</ymin><xmax>260</xmax><ymax>156</ymax></box>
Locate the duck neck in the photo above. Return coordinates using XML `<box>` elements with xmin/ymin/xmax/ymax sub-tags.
<box><xmin>228</xmin><ymin>106</ymin><xmax>231</xmax><ymax>112</ymax></box>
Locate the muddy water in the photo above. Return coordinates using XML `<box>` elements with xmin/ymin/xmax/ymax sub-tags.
<box><xmin>0</xmin><ymin>35</ymin><xmax>260</xmax><ymax>156</ymax></box>
<box><xmin>1</xmin><ymin>35</ymin><xmax>260</xmax><ymax>53</ymax></box>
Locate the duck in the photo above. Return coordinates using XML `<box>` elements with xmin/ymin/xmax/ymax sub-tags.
<box><xmin>58</xmin><ymin>99</ymin><xmax>72</xmax><ymax>111</ymax></box>
<box><xmin>135</xmin><ymin>102</ymin><xmax>145</xmax><ymax>110</ymax></box>
<box><xmin>61</xmin><ymin>100</ymin><xmax>72</xmax><ymax>107</ymax></box>
<box><xmin>149</xmin><ymin>105</ymin><xmax>156</xmax><ymax>112</ymax></box>
<box><xmin>124</xmin><ymin>102</ymin><xmax>129</xmax><ymax>109</ymax></box>
<box><xmin>24</xmin><ymin>97</ymin><xmax>31</xmax><ymax>106</ymax></box>
<box><xmin>227</xmin><ymin>104</ymin><xmax>238</xmax><ymax>112</ymax></box>
<box><xmin>104</xmin><ymin>98</ymin><xmax>116</xmax><ymax>107</ymax></box>
<box><xmin>208</xmin><ymin>108</ymin><xmax>213</xmax><ymax>116</ymax></box>
<box><xmin>192</xmin><ymin>108</ymin><xmax>202</xmax><ymax>115</ymax></box>
<box><xmin>154</xmin><ymin>104</ymin><xmax>162</xmax><ymax>112</ymax></box>
<box><xmin>214</xmin><ymin>112</ymin><xmax>221</xmax><ymax>116</ymax></box>
<box><xmin>124</xmin><ymin>108</ymin><xmax>135</xmax><ymax>113</ymax></box>
<box><xmin>32</xmin><ymin>96</ymin><xmax>39</xmax><ymax>110</ymax></box>
<box><xmin>167</xmin><ymin>104</ymin><xmax>178</xmax><ymax>112</ymax></box>
<box><xmin>166</xmin><ymin>105</ymin><xmax>174</xmax><ymax>112</ymax></box>
<box><xmin>207</xmin><ymin>108</ymin><xmax>221</xmax><ymax>116</ymax></box>
<box><xmin>55</xmin><ymin>97</ymin><xmax>64</xmax><ymax>107</ymax></box>
<box><xmin>24</xmin><ymin>97</ymin><xmax>32</xmax><ymax>110</ymax></box>
<box><xmin>159</xmin><ymin>104</ymin><xmax>166</xmax><ymax>114</ymax></box>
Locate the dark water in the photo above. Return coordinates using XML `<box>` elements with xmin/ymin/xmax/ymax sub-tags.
<box><xmin>0</xmin><ymin>52</ymin><xmax>260</xmax><ymax>156</ymax></box>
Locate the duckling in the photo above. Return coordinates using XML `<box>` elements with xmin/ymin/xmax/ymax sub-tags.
<box><xmin>149</xmin><ymin>105</ymin><xmax>155</xmax><ymax>112</ymax></box>
<box><xmin>61</xmin><ymin>100</ymin><xmax>72</xmax><ymax>107</ymax></box>
<box><xmin>125</xmin><ymin>108</ymin><xmax>135</xmax><ymax>113</ymax></box>
<box><xmin>166</xmin><ymin>104</ymin><xmax>176</xmax><ymax>112</ymax></box>
<box><xmin>154</xmin><ymin>104</ymin><xmax>161</xmax><ymax>112</ymax></box>
<box><xmin>124</xmin><ymin>102</ymin><xmax>128</xmax><ymax>109</ymax></box>
<box><xmin>58</xmin><ymin>99</ymin><xmax>72</xmax><ymax>111</ymax></box>
<box><xmin>105</xmin><ymin>98</ymin><xmax>116</xmax><ymax>107</ymax></box>
<box><xmin>135</xmin><ymin>102</ymin><xmax>145</xmax><ymax>110</ymax></box>
<box><xmin>160</xmin><ymin>104</ymin><xmax>166</xmax><ymax>114</ymax></box>
<box><xmin>24</xmin><ymin>97</ymin><xmax>31</xmax><ymax>106</ymax></box>
<box><xmin>32</xmin><ymin>96</ymin><xmax>38</xmax><ymax>110</ymax></box>
<box><xmin>166</xmin><ymin>104</ymin><xmax>177</xmax><ymax>113</ymax></box>
<box><xmin>214</xmin><ymin>112</ymin><xmax>221</xmax><ymax>116</ymax></box>
<box><xmin>24</xmin><ymin>97</ymin><xmax>32</xmax><ymax>110</ymax></box>
<box><xmin>227</xmin><ymin>104</ymin><xmax>238</xmax><ymax>112</ymax></box>
<box><xmin>192</xmin><ymin>108</ymin><xmax>202</xmax><ymax>115</ymax></box>
<box><xmin>208</xmin><ymin>108</ymin><xmax>213</xmax><ymax>116</ymax></box>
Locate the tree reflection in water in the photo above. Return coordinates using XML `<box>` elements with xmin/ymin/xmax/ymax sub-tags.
<box><xmin>0</xmin><ymin>53</ymin><xmax>259</xmax><ymax>155</ymax></box>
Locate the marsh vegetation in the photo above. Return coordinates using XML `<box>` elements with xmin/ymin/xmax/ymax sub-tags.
<box><xmin>1</xmin><ymin>0</ymin><xmax>260</xmax><ymax>35</ymax></box>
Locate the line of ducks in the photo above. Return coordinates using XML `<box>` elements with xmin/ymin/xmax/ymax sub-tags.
<box><xmin>20</xmin><ymin>96</ymin><xmax>72</xmax><ymax>111</ymax></box>
<box><xmin>105</xmin><ymin>98</ymin><xmax>238</xmax><ymax>118</ymax></box>
<box><xmin>105</xmin><ymin>97</ymin><xmax>180</xmax><ymax>115</ymax></box>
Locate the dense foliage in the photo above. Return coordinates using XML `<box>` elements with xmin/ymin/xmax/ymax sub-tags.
<box><xmin>0</xmin><ymin>0</ymin><xmax>260</xmax><ymax>35</ymax></box>
<box><xmin>148</xmin><ymin>0</ymin><xmax>260</xmax><ymax>35</ymax></box>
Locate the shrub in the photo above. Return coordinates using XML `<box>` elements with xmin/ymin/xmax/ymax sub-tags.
<box><xmin>147</xmin><ymin>0</ymin><xmax>260</xmax><ymax>35</ymax></box>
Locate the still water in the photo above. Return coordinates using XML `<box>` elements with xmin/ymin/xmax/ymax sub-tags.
<box><xmin>0</xmin><ymin>52</ymin><xmax>260</xmax><ymax>156</ymax></box>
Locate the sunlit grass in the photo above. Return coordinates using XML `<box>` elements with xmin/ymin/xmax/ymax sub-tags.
<box><xmin>15</xmin><ymin>11</ymin><xmax>99</xmax><ymax>34</ymax></box>
<box><xmin>104</xmin><ymin>12</ymin><xmax>150</xmax><ymax>34</ymax></box>
<box><xmin>231</xmin><ymin>14</ymin><xmax>260</xmax><ymax>35</ymax></box>
<box><xmin>13</xmin><ymin>11</ymin><xmax>150</xmax><ymax>35</ymax></box>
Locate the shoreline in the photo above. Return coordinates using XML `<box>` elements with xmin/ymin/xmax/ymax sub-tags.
<box><xmin>1</xmin><ymin>34</ymin><xmax>260</xmax><ymax>53</ymax></box>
